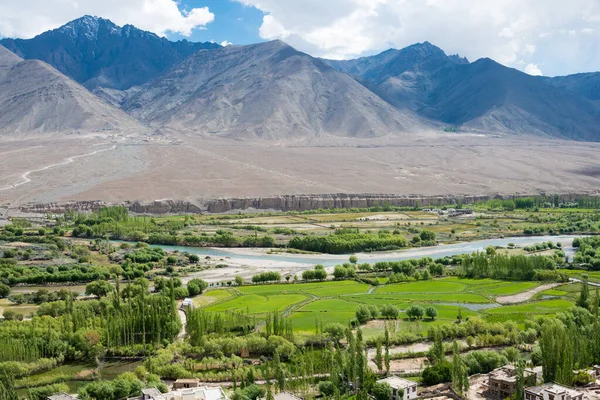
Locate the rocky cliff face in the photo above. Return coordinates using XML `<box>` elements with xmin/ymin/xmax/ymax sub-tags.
<box><xmin>17</xmin><ymin>193</ymin><xmax>594</xmax><ymax>215</ymax></box>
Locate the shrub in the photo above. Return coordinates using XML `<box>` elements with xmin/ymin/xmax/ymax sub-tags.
<box><xmin>318</xmin><ymin>381</ymin><xmax>335</xmax><ymax>397</ymax></box>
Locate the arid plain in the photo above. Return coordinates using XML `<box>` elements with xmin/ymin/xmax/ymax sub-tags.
<box><xmin>1</xmin><ymin>132</ymin><xmax>600</xmax><ymax>207</ymax></box>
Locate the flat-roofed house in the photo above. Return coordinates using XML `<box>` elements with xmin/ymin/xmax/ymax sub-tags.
<box><xmin>524</xmin><ymin>383</ymin><xmax>585</xmax><ymax>400</ymax></box>
<box><xmin>377</xmin><ymin>376</ymin><xmax>418</xmax><ymax>400</ymax></box>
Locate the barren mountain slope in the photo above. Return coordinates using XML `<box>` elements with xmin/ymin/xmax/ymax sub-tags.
<box><xmin>124</xmin><ymin>40</ymin><xmax>432</xmax><ymax>139</ymax></box>
<box><xmin>0</xmin><ymin>45</ymin><xmax>144</xmax><ymax>136</ymax></box>
<box><xmin>329</xmin><ymin>43</ymin><xmax>600</xmax><ymax>141</ymax></box>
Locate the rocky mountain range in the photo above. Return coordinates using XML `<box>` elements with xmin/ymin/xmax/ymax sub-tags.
<box><xmin>0</xmin><ymin>45</ymin><xmax>142</xmax><ymax>136</ymax></box>
<box><xmin>123</xmin><ymin>40</ymin><xmax>430</xmax><ymax>139</ymax></box>
<box><xmin>1</xmin><ymin>16</ymin><xmax>600</xmax><ymax>141</ymax></box>
<box><xmin>0</xmin><ymin>16</ymin><xmax>220</xmax><ymax>91</ymax></box>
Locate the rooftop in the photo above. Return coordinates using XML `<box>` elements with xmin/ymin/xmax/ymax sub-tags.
<box><xmin>377</xmin><ymin>376</ymin><xmax>418</xmax><ymax>390</ymax></box>
<box><xmin>142</xmin><ymin>388</ymin><xmax>164</xmax><ymax>398</ymax></box>
<box><xmin>489</xmin><ymin>365</ymin><xmax>537</xmax><ymax>383</ymax></box>
<box><xmin>525</xmin><ymin>383</ymin><xmax>583</xmax><ymax>398</ymax></box>
<box><xmin>48</xmin><ymin>394</ymin><xmax>77</xmax><ymax>400</ymax></box>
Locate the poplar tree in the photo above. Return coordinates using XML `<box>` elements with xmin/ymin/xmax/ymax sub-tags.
<box><xmin>375</xmin><ymin>339</ymin><xmax>383</xmax><ymax>372</ymax></box>
<box><xmin>451</xmin><ymin>341</ymin><xmax>469</xmax><ymax>395</ymax></box>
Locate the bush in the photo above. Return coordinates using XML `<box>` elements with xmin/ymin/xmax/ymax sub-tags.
<box><xmin>187</xmin><ymin>279</ymin><xmax>208</xmax><ymax>296</ymax></box>
<box><xmin>232</xmin><ymin>384</ymin><xmax>265</xmax><ymax>400</ymax></box>
<box><xmin>406</xmin><ymin>305</ymin><xmax>424</xmax><ymax>320</ymax></box>
<box><xmin>425</xmin><ymin>306</ymin><xmax>438</xmax><ymax>320</ymax></box>
<box><xmin>422</xmin><ymin>361</ymin><xmax>452</xmax><ymax>385</ymax></box>
<box><xmin>0</xmin><ymin>283</ymin><xmax>10</xmax><ymax>298</ymax></box>
<box><xmin>371</xmin><ymin>382</ymin><xmax>394</xmax><ymax>400</ymax></box>
<box><xmin>318</xmin><ymin>380</ymin><xmax>335</xmax><ymax>397</ymax></box>
<box><xmin>380</xmin><ymin>305</ymin><xmax>400</xmax><ymax>319</ymax></box>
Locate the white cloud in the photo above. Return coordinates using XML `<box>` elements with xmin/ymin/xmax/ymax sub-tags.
<box><xmin>221</xmin><ymin>40</ymin><xmax>233</xmax><ymax>46</ymax></box>
<box><xmin>0</xmin><ymin>0</ymin><xmax>214</xmax><ymax>39</ymax></box>
<box><xmin>525</xmin><ymin>63</ymin><xmax>543</xmax><ymax>75</ymax></box>
<box><xmin>236</xmin><ymin>0</ymin><xmax>600</xmax><ymax>76</ymax></box>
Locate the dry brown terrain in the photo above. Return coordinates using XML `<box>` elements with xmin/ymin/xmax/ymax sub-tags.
<box><xmin>1</xmin><ymin>132</ymin><xmax>600</xmax><ymax>206</ymax></box>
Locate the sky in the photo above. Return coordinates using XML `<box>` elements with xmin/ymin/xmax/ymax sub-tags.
<box><xmin>0</xmin><ymin>0</ymin><xmax>599</xmax><ymax>77</ymax></box>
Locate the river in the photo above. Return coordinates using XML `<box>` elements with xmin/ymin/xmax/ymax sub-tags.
<box><xmin>123</xmin><ymin>234</ymin><xmax>582</xmax><ymax>267</ymax></box>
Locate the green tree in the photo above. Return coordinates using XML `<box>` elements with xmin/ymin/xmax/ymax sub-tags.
<box><xmin>349</xmin><ymin>255</ymin><xmax>358</xmax><ymax>264</ymax></box>
<box><xmin>235</xmin><ymin>275</ymin><xmax>245</xmax><ymax>286</ymax></box>
<box><xmin>420</xmin><ymin>230</ymin><xmax>436</xmax><ymax>241</ymax></box>
<box><xmin>577</xmin><ymin>280</ymin><xmax>590</xmax><ymax>309</ymax></box>
<box><xmin>85</xmin><ymin>280</ymin><xmax>114</xmax><ymax>298</ymax></box>
<box><xmin>324</xmin><ymin>323</ymin><xmax>346</xmax><ymax>345</ymax></box>
<box><xmin>425</xmin><ymin>306</ymin><xmax>438</xmax><ymax>320</ymax></box>
<box><xmin>384</xmin><ymin>327</ymin><xmax>391</xmax><ymax>375</ymax></box>
<box><xmin>451</xmin><ymin>341</ymin><xmax>469</xmax><ymax>395</ymax></box>
<box><xmin>356</xmin><ymin>305</ymin><xmax>374</xmax><ymax>324</ymax></box>
<box><xmin>0</xmin><ymin>284</ymin><xmax>10</xmax><ymax>298</ymax></box>
<box><xmin>515</xmin><ymin>359</ymin><xmax>526</xmax><ymax>400</ymax></box>
<box><xmin>375</xmin><ymin>339</ymin><xmax>383</xmax><ymax>372</ymax></box>
<box><xmin>406</xmin><ymin>305</ymin><xmax>424</xmax><ymax>320</ymax></box>
<box><xmin>318</xmin><ymin>381</ymin><xmax>335</xmax><ymax>397</ymax></box>
<box><xmin>187</xmin><ymin>278</ymin><xmax>208</xmax><ymax>296</ymax></box>
<box><xmin>371</xmin><ymin>382</ymin><xmax>393</xmax><ymax>400</ymax></box>
<box><xmin>540</xmin><ymin>319</ymin><xmax>574</xmax><ymax>385</ymax></box>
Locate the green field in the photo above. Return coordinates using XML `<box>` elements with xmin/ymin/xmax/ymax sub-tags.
<box><xmin>196</xmin><ymin>278</ymin><xmax>578</xmax><ymax>334</ymax></box>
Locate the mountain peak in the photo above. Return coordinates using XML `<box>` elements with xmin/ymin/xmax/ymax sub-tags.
<box><xmin>58</xmin><ymin>15</ymin><xmax>119</xmax><ymax>41</ymax></box>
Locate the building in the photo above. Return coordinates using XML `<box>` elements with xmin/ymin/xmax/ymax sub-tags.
<box><xmin>173</xmin><ymin>378</ymin><xmax>201</xmax><ymax>389</ymax></box>
<box><xmin>181</xmin><ymin>298</ymin><xmax>194</xmax><ymax>309</ymax></box>
<box><xmin>138</xmin><ymin>386</ymin><xmax>227</xmax><ymax>400</ymax></box>
<box><xmin>141</xmin><ymin>388</ymin><xmax>166</xmax><ymax>400</ymax></box>
<box><xmin>488</xmin><ymin>365</ymin><xmax>537</xmax><ymax>398</ymax></box>
<box><xmin>377</xmin><ymin>376</ymin><xmax>418</xmax><ymax>400</ymax></box>
<box><xmin>47</xmin><ymin>394</ymin><xmax>77</xmax><ymax>400</ymax></box>
<box><xmin>525</xmin><ymin>383</ymin><xmax>585</xmax><ymax>400</ymax></box>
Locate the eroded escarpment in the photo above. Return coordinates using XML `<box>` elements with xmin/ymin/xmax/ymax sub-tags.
<box><xmin>13</xmin><ymin>192</ymin><xmax>596</xmax><ymax>215</ymax></box>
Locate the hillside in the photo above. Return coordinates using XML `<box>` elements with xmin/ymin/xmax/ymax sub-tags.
<box><xmin>543</xmin><ymin>73</ymin><xmax>600</xmax><ymax>105</ymax></box>
<box><xmin>0</xmin><ymin>16</ymin><xmax>220</xmax><ymax>90</ymax></box>
<box><xmin>328</xmin><ymin>43</ymin><xmax>600</xmax><ymax>141</ymax></box>
<box><xmin>124</xmin><ymin>40</ymin><xmax>431</xmax><ymax>139</ymax></box>
<box><xmin>0</xmin><ymin>45</ymin><xmax>144</xmax><ymax>136</ymax></box>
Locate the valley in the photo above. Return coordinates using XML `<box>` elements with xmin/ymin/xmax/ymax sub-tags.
<box><xmin>1</xmin><ymin>134</ymin><xmax>600</xmax><ymax>207</ymax></box>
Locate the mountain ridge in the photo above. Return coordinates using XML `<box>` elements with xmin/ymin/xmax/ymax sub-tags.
<box><xmin>0</xmin><ymin>15</ymin><xmax>221</xmax><ymax>90</ymax></box>
<box><xmin>1</xmin><ymin>17</ymin><xmax>600</xmax><ymax>141</ymax></box>
<box><xmin>0</xmin><ymin>45</ymin><xmax>144</xmax><ymax>136</ymax></box>
<box><xmin>123</xmin><ymin>40</ymin><xmax>433</xmax><ymax>139</ymax></box>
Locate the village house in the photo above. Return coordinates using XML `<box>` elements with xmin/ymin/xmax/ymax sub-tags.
<box><xmin>488</xmin><ymin>365</ymin><xmax>537</xmax><ymax>399</ymax></box>
<box><xmin>47</xmin><ymin>394</ymin><xmax>77</xmax><ymax>400</ymax></box>
<box><xmin>525</xmin><ymin>383</ymin><xmax>585</xmax><ymax>400</ymax></box>
<box><xmin>377</xmin><ymin>376</ymin><xmax>418</xmax><ymax>400</ymax></box>
<box><xmin>173</xmin><ymin>378</ymin><xmax>201</xmax><ymax>389</ymax></box>
<box><xmin>135</xmin><ymin>386</ymin><xmax>227</xmax><ymax>400</ymax></box>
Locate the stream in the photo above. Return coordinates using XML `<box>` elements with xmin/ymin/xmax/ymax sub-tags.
<box><xmin>123</xmin><ymin>234</ymin><xmax>582</xmax><ymax>267</ymax></box>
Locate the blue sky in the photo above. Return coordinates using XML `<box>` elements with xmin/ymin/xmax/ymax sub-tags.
<box><xmin>169</xmin><ymin>1</ymin><xmax>264</xmax><ymax>45</ymax></box>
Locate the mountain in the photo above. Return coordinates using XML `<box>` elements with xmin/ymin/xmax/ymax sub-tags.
<box><xmin>123</xmin><ymin>40</ymin><xmax>431</xmax><ymax>139</ymax></box>
<box><xmin>0</xmin><ymin>45</ymin><xmax>143</xmax><ymax>135</ymax></box>
<box><xmin>327</xmin><ymin>43</ymin><xmax>600</xmax><ymax>141</ymax></box>
<box><xmin>0</xmin><ymin>16</ymin><xmax>220</xmax><ymax>90</ymax></box>
<box><xmin>543</xmin><ymin>73</ymin><xmax>600</xmax><ymax>105</ymax></box>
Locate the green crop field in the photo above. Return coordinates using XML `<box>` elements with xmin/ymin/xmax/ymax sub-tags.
<box><xmin>196</xmin><ymin>278</ymin><xmax>578</xmax><ymax>334</ymax></box>
<box><xmin>203</xmin><ymin>293</ymin><xmax>309</xmax><ymax>314</ymax></box>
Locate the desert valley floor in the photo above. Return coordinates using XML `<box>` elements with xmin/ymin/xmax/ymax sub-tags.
<box><xmin>1</xmin><ymin>132</ymin><xmax>600</xmax><ymax>206</ymax></box>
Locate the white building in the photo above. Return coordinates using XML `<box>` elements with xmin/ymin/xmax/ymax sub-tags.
<box><xmin>377</xmin><ymin>376</ymin><xmax>418</xmax><ymax>400</ymax></box>
<box><xmin>140</xmin><ymin>386</ymin><xmax>227</xmax><ymax>400</ymax></box>
<box><xmin>525</xmin><ymin>383</ymin><xmax>585</xmax><ymax>400</ymax></box>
